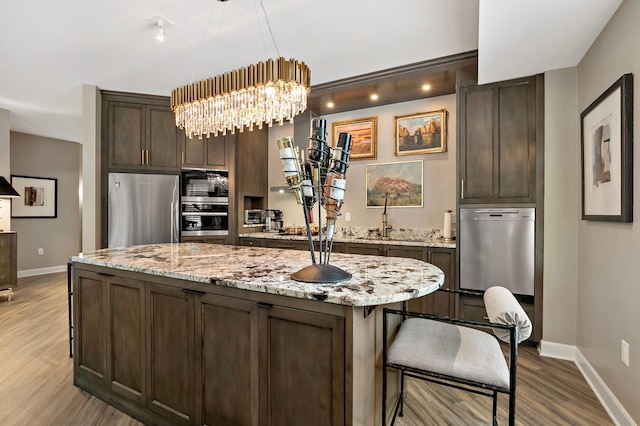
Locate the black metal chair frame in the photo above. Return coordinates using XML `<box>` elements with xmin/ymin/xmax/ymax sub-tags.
<box><xmin>382</xmin><ymin>299</ymin><xmax>519</xmax><ymax>426</ymax></box>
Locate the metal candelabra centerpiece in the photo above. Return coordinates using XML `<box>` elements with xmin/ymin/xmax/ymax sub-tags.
<box><xmin>277</xmin><ymin>118</ymin><xmax>353</xmax><ymax>283</ymax></box>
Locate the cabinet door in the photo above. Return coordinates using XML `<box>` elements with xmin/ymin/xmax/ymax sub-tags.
<box><xmin>74</xmin><ymin>270</ymin><xmax>108</xmax><ymax>385</ymax></box>
<box><xmin>108</xmin><ymin>276</ymin><xmax>146</xmax><ymax>404</ymax></box>
<box><xmin>108</xmin><ymin>102</ymin><xmax>145</xmax><ymax>170</ymax></box>
<box><xmin>198</xmin><ymin>293</ymin><xmax>258</xmax><ymax>426</ymax></box>
<box><xmin>146</xmin><ymin>283</ymin><xmax>194</xmax><ymax>425</ymax></box>
<box><xmin>206</xmin><ymin>134</ymin><xmax>227</xmax><ymax>168</ymax></box>
<box><xmin>265</xmin><ymin>239</ymin><xmax>311</xmax><ymax>250</ymax></box>
<box><xmin>0</xmin><ymin>233</ymin><xmax>16</xmax><ymax>287</ymax></box>
<box><xmin>259</xmin><ymin>305</ymin><xmax>345</xmax><ymax>426</ymax></box>
<box><xmin>459</xmin><ymin>75</ymin><xmax>538</xmax><ymax>204</ymax></box>
<box><xmin>146</xmin><ymin>106</ymin><xmax>180</xmax><ymax>171</ymax></box>
<box><xmin>238</xmin><ymin>237</ymin><xmax>266</xmax><ymax>247</ymax></box>
<box><xmin>345</xmin><ymin>243</ymin><xmax>383</xmax><ymax>256</ymax></box>
<box><xmin>181</xmin><ymin>135</ymin><xmax>206</xmax><ymax>168</ymax></box>
<box><xmin>386</xmin><ymin>245</ymin><xmax>427</xmax><ymax>313</ymax></box>
<box><xmin>424</xmin><ymin>248</ymin><xmax>456</xmax><ymax>317</ymax></box>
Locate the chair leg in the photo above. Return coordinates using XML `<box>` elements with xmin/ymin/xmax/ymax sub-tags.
<box><xmin>493</xmin><ymin>391</ymin><xmax>498</xmax><ymax>425</ymax></box>
<box><xmin>399</xmin><ymin>370</ymin><xmax>405</xmax><ymax>417</ymax></box>
<box><xmin>508</xmin><ymin>387</ymin><xmax>516</xmax><ymax>426</ymax></box>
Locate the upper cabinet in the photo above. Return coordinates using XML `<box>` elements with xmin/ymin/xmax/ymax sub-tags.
<box><xmin>103</xmin><ymin>92</ymin><xmax>181</xmax><ymax>172</ymax></box>
<box><xmin>181</xmin><ymin>133</ymin><xmax>229</xmax><ymax>169</ymax></box>
<box><xmin>458</xmin><ymin>74</ymin><xmax>543</xmax><ymax>204</ymax></box>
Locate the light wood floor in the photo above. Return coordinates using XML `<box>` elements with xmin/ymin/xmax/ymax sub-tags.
<box><xmin>0</xmin><ymin>273</ymin><xmax>612</xmax><ymax>425</ymax></box>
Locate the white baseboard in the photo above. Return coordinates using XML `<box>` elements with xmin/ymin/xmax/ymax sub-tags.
<box><xmin>539</xmin><ymin>339</ymin><xmax>636</xmax><ymax>426</ymax></box>
<box><xmin>18</xmin><ymin>264</ymin><xmax>67</xmax><ymax>278</ymax></box>
<box><xmin>538</xmin><ymin>339</ymin><xmax>576</xmax><ymax>361</ymax></box>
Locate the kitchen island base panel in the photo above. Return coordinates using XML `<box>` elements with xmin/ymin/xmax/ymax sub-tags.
<box><xmin>72</xmin><ymin>263</ymin><xmax>405</xmax><ymax>425</ymax></box>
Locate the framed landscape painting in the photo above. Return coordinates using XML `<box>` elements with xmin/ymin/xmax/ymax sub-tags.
<box><xmin>11</xmin><ymin>175</ymin><xmax>58</xmax><ymax>218</ymax></box>
<box><xmin>395</xmin><ymin>109</ymin><xmax>447</xmax><ymax>155</ymax></box>
<box><xmin>332</xmin><ymin>116</ymin><xmax>377</xmax><ymax>160</ymax></box>
<box><xmin>366</xmin><ymin>160</ymin><xmax>423</xmax><ymax>208</ymax></box>
<box><xmin>580</xmin><ymin>73</ymin><xmax>633</xmax><ymax>222</ymax></box>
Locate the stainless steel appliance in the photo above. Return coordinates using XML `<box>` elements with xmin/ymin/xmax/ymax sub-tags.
<box><xmin>264</xmin><ymin>209</ymin><xmax>283</xmax><ymax>232</ymax></box>
<box><xmin>108</xmin><ymin>173</ymin><xmax>180</xmax><ymax>248</ymax></box>
<box><xmin>181</xmin><ymin>169</ymin><xmax>229</xmax><ymax>236</ymax></box>
<box><xmin>459</xmin><ymin>208</ymin><xmax>535</xmax><ymax>296</ymax></box>
<box><xmin>244</xmin><ymin>209</ymin><xmax>264</xmax><ymax>225</ymax></box>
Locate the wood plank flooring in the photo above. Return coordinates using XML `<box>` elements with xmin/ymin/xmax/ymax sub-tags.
<box><xmin>0</xmin><ymin>273</ymin><xmax>612</xmax><ymax>425</ymax></box>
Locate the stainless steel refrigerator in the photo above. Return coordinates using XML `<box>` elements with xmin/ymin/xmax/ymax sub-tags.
<box><xmin>108</xmin><ymin>173</ymin><xmax>180</xmax><ymax>248</ymax></box>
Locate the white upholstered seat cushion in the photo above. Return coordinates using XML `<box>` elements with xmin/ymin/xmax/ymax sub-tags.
<box><xmin>387</xmin><ymin>318</ymin><xmax>510</xmax><ymax>389</ymax></box>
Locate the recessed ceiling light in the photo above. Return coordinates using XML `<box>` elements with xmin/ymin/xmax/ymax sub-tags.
<box><xmin>370</xmin><ymin>94</ymin><xmax>378</xmax><ymax>100</ymax></box>
<box><xmin>422</xmin><ymin>84</ymin><xmax>431</xmax><ymax>91</ymax></box>
<box><xmin>327</xmin><ymin>102</ymin><xmax>334</xmax><ymax>108</ymax></box>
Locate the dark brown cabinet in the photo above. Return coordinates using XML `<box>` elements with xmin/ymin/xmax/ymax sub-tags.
<box><xmin>146</xmin><ymin>283</ymin><xmax>194</xmax><ymax>425</ymax></box>
<box><xmin>181</xmin><ymin>133</ymin><xmax>230</xmax><ymax>169</ymax></box>
<box><xmin>344</xmin><ymin>242</ymin><xmax>384</xmax><ymax>256</ymax></box>
<box><xmin>108</xmin><ymin>276</ymin><xmax>146</xmax><ymax>405</ymax></box>
<box><xmin>458</xmin><ymin>74</ymin><xmax>543</xmax><ymax>204</ymax></box>
<box><xmin>74</xmin><ymin>269</ymin><xmax>107</xmax><ymax>387</ymax></box>
<box><xmin>260</xmin><ymin>305</ymin><xmax>345</xmax><ymax>425</ymax></box>
<box><xmin>103</xmin><ymin>92</ymin><xmax>181</xmax><ymax>172</ymax></box>
<box><xmin>385</xmin><ymin>245</ymin><xmax>456</xmax><ymax>317</ymax></box>
<box><xmin>0</xmin><ymin>232</ymin><xmax>17</xmax><ymax>289</ymax></box>
<box><xmin>73</xmin><ymin>265</ymin><xmax>346</xmax><ymax>426</ymax></box>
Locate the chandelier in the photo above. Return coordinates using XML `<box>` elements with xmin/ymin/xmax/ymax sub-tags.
<box><xmin>171</xmin><ymin>57</ymin><xmax>310</xmax><ymax>139</ymax></box>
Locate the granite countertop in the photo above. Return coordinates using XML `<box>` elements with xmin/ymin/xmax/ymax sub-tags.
<box><xmin>71</xmin><ymin>243</ymin><xmax>444</xmax><ymax>307</ymax></box>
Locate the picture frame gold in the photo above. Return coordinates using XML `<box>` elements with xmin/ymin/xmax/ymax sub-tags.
<box><xmin>332</xmin><ymin>116</ymin><xmax>377</xmax><ymax>160</ymax></box>
<box><xmin>395</xmin><ymin>109</ymin><xmax>447</xmax><ymax>155</ymax></box>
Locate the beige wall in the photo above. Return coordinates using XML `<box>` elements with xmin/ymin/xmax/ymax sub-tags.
<box><xmin>0</xmin><ymin>108</ymin><xmax>10</xmax><ymax>232</ymax></box>
<box><xmin>543</xmin><ymin>68</ymin><xmax>579</xmax><ymax>345</ymax></box>
<box><xmin>10</xmin><ymin>132</ymin><xmax>81</xmax><ymax>271</ymax></box>
<box><xmin>268</xmin><ymin>95</ymin><xmax>457</xmax><ymax>232</ymax></box>
<box><xmin>576</xmin><ymin>0</ymin><xmax>640</xmax><ymax>421</ymax></box>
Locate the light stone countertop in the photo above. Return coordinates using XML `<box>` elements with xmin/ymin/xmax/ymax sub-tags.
<box><xmin>71</xmin><ymin>243</ymin><xmax>444</xmax><ymax>307</ymax></box>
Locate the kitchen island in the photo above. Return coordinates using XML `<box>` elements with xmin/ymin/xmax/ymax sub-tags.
<box><xmin>71</xmin><ymin>243</ymin><xmax>444</xmax><ymax>426</ymax></box>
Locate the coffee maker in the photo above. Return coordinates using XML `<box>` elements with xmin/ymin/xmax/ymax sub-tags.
<box><xmin>264</xmin><ymin>209</ymin><xmax>283</xmax><ymax>233</ymax></box>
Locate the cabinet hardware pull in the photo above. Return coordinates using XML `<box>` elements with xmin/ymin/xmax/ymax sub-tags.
<box><xmin>256</xmin><ymin>302</ymin><xmax>273</xmax><ymax>308</ymax></box>
<box><xmin>460</xmin><ymin>179</ymin><xmax>464</xmax><ymax>199</ymax></box>
<box><xmin>97</xmin><ymin>272</ymin><xmax>113</xmax><ymax>277</ymax></box>
<box><xmin>145</xmin><ymin>150</ymin><xmax>150</xmax><ymax>165</ymax></box>
<box><xmin>181</xmin><ymin>151</ymin><xmax>185</xmax><ymax>165</ymax></box>
<box><xmin>141</xmin><ymin>149</ymin><xmax>144</xmax><ymax>166</ymax></box>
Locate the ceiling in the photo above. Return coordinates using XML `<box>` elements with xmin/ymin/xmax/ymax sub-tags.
<box><xmin>0</xmin><ymin>0</ymin><xmax>623</xmax><ymax>143</ymax></box>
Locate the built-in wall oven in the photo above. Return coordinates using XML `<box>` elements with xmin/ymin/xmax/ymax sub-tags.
<box><xmin>181</xmin><ymin>169</ymin><xmax>229</xmax><ymax>236</ymax></box>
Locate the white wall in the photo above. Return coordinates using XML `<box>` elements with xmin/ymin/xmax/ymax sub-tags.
<box><xmin>0</xmin><ymin>108</ymin><xmax>11</xmax><ymax>232</ymax></box>
<box><xmin>576</xmin><ymin>0</ymin><xmax>640</xmax><ymax>421</ymax></box>
<box><xmin>268</xmin><ymin>95</ymin><xmax>457</xmax><ymax>232</ymax></box>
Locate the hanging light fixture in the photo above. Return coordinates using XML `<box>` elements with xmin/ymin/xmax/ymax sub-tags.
<box><xmin>170</xmin><ymin>1</ymin><xmax>310</xmax><ymax>139</ymax></box>
<box><xmin>0</xmin><ymin>176</ymin><xmax>20</xmax><ymax>198</ymax></box>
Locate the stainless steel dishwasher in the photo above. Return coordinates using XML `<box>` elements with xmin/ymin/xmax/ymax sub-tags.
<box><xmin>459</xmin><ymin>208</ymin><xmax>535</xmax><ymax>296</ymax></box>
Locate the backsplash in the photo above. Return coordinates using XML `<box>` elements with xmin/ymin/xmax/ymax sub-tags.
<box><xmin>332</xmin><ymin>226</ymin><xmax>455</xmax><ymax>241</ymax></box>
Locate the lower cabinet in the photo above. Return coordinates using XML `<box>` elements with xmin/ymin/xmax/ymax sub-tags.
<box><xmin>73</xmin><ymin>265</ymin><xmax>346</xmax><ymax>426</ymax></box>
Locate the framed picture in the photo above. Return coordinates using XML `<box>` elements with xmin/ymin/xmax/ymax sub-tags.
<box><xmin>332</xmin><ymin>116</ymin><xmax>377</xmax><ymax>160</ymax></box>
<box><xmin>580</xmin><ymin>73</ymin><xmax>633</xmax><ymax>222</ymax></box>
<box><xmin>395</xmin><ymin>109</ymin><xmax>447</xmax><ymax>155</ymax></box>
<box><xmin>10</xmin><ymin>175</ymin><xmax>58</xmax><ymax>218</ymax></box>
<box><xmin>366</xmin><ymin>160</ymin><xmax>423</xmax><ymax>208</ymax></box>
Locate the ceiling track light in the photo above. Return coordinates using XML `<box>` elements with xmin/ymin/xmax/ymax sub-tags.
<box><xmin>147</xmin><ymin>14</ymin><xmax>172</xmax><ymax>43</ymax></box>
<box><xmin>155</xmin><ymin>20</ymin><xmax>166</xmax><ymax>42</ymax></box>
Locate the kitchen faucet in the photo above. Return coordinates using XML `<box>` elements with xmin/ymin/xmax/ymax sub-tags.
<box><xmin>382</xmin><ymin>196</ymin><xmax>392</xmax><ymax>238</ymax></box>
